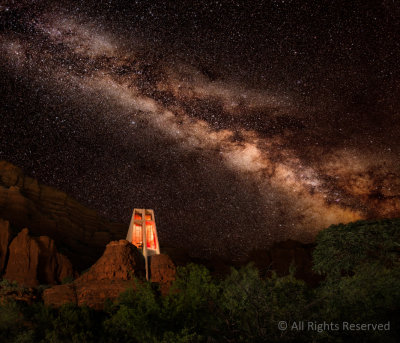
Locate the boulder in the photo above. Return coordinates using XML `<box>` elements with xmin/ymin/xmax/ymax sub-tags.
<box><xmin>43</xmin><ymin>283</ymin><xmax>77</xmax><ymax>307</ymax></box>
<box><xmin>150</xmin><ymin>254</ymin><xmax>176</xmax><ymax>295</ymax></box>
<box><xmin>75</xmin><ymin>280</ymin><xmax>135</xmax><ymax>310</ymax></box>
<box><xmin>43</xmin><ymin>280</ymin><xmax>136</xmax><ymax>310</ymax></box>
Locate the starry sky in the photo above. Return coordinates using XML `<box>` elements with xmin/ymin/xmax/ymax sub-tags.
<box><xmin>0</xmin><ymin>0</ymin><xmax>399</xmax><ymax>259</ymax></box>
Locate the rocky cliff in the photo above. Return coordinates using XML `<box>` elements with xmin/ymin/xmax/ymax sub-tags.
<box><xmin>0</xmin><ymin>221</ymin><xmax>75</xmax><ymax>287</ymax></box>
<box><xmin>0</xmin><ymin>218</ymin><xmax>12</xmax><ymax>273</ymax></box>
<box><xmin>43</xmin><ymin>240</ymin><xmax>176</xmax><ymax>309</ymax></box>
<box><xmin>0</xmin><ymin>161</ymin><xmax>126</xmax><ymax>269</ymax></box>
<box><xmin>0</xmin><ymin>160</ymin><xmax>321</xmax><ymax>309</ymax></box>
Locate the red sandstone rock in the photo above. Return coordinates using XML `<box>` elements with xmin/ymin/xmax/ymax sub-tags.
<box><xmin>56</xmin><ymin>253</ymin><xmax>75</xmax><ymax>283</ymax></box>
<box><xmin>36</xmin><ymin>236</ymin><xmax>60</xmax><ymax>285</ymax></box>
<box><xmin>79</xmin><ymin>240</ymin><xmax>145</xmax><ymax>282</ymax></box>
<box><xmin>3</xmin><ymin>228</ymin><xmax>75</xmax><ymax>287</ymax></box>
<box><xmin>0</xmin><ymin>161</ymin><xmax>23</xmax><ymax>187</ymax></box>
<box><xmin>4</xmin><ymin>228</ymin><xmax>40</xmax><ymax>287</ymax></box>
<box><xmin>43</xmin><ymin>283</ymin><xmax>77</xmax><ymax>307</ymax></box>
<box><xmin>0</xmin><ymin>219</ymin><xmax>12</xmax><ymax>273</ymax></box>
<box><xmin>75</xmin><ymin>280</ymin><xmax>136</xmax><ymax>310</ymax></box>
<box><xmin>44</xmin><ymin>240</ymin><xmax>145</xmax><ymax>309</ymax></box>
<box><xmin>0</xmin><ymin>161</ymin><xmax>126</xmax><ymax>270</ymax></box>
<box><xmin>35</xmin><ymin>235</ymin><xmax>75</xmax><ymax>284</ymax></box>
<box><xmin>150</xmin><ymin>254</ymin><xmax>176</xmax><ymax>295</ymax></box>
<box><xmin>43</xmin><ymin>280</ymin><xmax>136</xmax><ymax>310</ymax></box>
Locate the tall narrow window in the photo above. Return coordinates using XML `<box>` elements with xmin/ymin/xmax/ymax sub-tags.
<box><xmin>132</xmin><ymin>224</ymin><xmax>143</xmax><ymax>248</ymax></box>
<box><xmin>146</xmin><ymin>222</ymin><xmax>156</xmax><ymax>249</ymax></box>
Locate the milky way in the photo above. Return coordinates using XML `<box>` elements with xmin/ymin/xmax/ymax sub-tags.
<box><xmin>1</xmin><ymin>1</ymin><xmax>399</xmax><ymax>259</ymax></box>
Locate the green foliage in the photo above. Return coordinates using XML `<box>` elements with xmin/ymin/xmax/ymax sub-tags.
<box><xmin>24</xmin><ymin>302</ymin><xmax>55</xmax><ymax>341</ymax></box>
<box><xmin>80</xmin><ymin>268</ymin><xmax>91</xmax><ymax>276</ymax></box>
<box><xmin>0</xmin><ymin>279</ymin><xmax>28</xmax><ymax>295</ymax></box>
<box><xmin>103</xmin><ymin>280</ymin><xmax>163</xmax><ymax>342</ymax></box>
<box><xmin>312</xmin><ymin>218</ymin><xmax>400</xmax><ymax>342</ymax></box>
<box><xmin>218</xmin><ymin>264</ymin><xmax>311</xmax><ymax>342</ymax></box>
<box><xmin>12</xmin><ymin>301</ymin><xmax>102</xmax><ymax>343</ymax></box>
<box><xmin>37</xmin><ymin>284</ymin><xmax>51</xmax><ymax>295</ymax></box>
<box><xmin>313</xmin><ymin>218</ymin><xmax>400</xmax><ymax>276</ymax></box>
<box><xmin>1</xmin><ymin>218</ymin><xmax>400</xmax><ymax>342</ymax></box>
<box><xmin>61</xmin><ymin>275</ymin><xmax>74</xmax><ymax>284</ymax></box>
<box><xmin>160</xmin><ymin>329</ymin><xmax>199</xmax><ymax>343</ymax></box>
<box><xmin>164</xmin><ymin>263</ymin><xmax>218</xmax><ymax>336</ymax></box>
<box><xmin>318</xmin><ymin>264</ymin><xmax>400</xmax><ymax>321</ymax></box>
<box><xmin>103</xmin><ymin>265</ymin><xmax>215</xmax><ymax>342</ymax></box>
<box><xmin>43</xmin><ymin>303</ymin><xmax>100</xmax><ymax>343</ymax></box>
<box><xmin>0</xmin><ymin>300</ymin><xmax>34</xmax><ymax>343</ymax></box>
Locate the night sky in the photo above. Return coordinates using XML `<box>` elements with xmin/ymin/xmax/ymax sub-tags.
<box><xmin>1</xmin><ymin>0</ymin><xmax>399</xmax><ymax>259</ymax></box>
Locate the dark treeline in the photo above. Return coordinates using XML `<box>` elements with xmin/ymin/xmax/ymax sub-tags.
<box><xmin>1</xmin><ymin>218</ymin><xmax>400</xmax><ymax>342</ymax></box>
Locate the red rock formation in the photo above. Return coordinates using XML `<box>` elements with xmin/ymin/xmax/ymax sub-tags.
<box><xmin>42</xmin><ymin>283</ymin><xmax>77</xmax><ymax>307</ymax></box>
<box><xmin>150</xmin><ymin>254</ymin><xmax>176</xmax><ymax>295</ymax></box>
<box><xmin>0</xmin><ymin>219</ymin><xmax>12</xmax><ymax>272</ymax></box>
<box><xmin>3</xmin><ymin>228</ymin><xmax>74</xmax><ymax>287</ymax></box>
<box><xmin>36</xmin><ymin>235</ymin><xmax>75</xmax><ymax>285</ymax></box>
<box><xmin>75</xmin><ymin>280</ymin><xmax>137</xmax><ymax>310</ymax></box>
<box><xmin>44</xmin><ymin>240</ymin><xmax>145</xmax><ymax>309</ymax></box>
<box><xmin>79</xmin><ymin>240</ymin><xmax>145</xmax><ymax>282</ymax></box>
<box><xmin>0</xmin><ymin>161</ymin><xmax>126</xmax><ymax>269</ymax></box>
<box><xmin>57</xmin><ymin>254</ymin><xmax>75</xmax><ymax>283</ymax></box>
<box><xmin>4</xmin><ymin>228</ymin><xmax>41</xmax><ymax>287</ymax></box>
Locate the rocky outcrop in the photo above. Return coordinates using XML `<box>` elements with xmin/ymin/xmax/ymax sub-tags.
<box><xmin>41</xmin><ymin>283</ymin><xmax>77</xmax><ymax>307</ymax></box>
<box><xmin>36</xmin><ymin>235</ymin><xmax>75</xmax><ymax>285</ymax></box>
<box><xmin>43</xmin><ymin>279</ymin><xmax>139</xmax><ymax>310</ymax></box>
<box><xmin>0</xmin><ymin>219</ymin><xmax>12</xmax><ymax>272</ymax></box>
<box><xmin>247</xmin><ymin>240</ymin><xmax>323</xmax><ymax>286</ymax></box>
<box><xmin>3</xmin><ymin>228</ymin><xmax>74</xmax><ymax>287</ymax></box>
<box><xmin>43</xmin><ymin>240</ymin><xmax>145</xmax><ymax>309</ymax></box>
<box><xmin>0</xmin><ymin>161</ymin><xmax>126</xmax><ymax>269</ymax></box>
<box><xmin>75</xmin><ymin>280</ymin><xmax>137</xmax><ymax>310</ymax></box>
<box><xmin>4</xmin><ymin>229</ymin><xmax>41</xmax><ymax>287</ymax></box>
<box><xmin>79</xmin><ymin>240</ymin><xmax>145</xmax><ymax>282</ymax></box>
<box><xmin>57</xmin><ymin>254</ymin><xmax>75</xmax><ymax>283</ymax></box>
<box><xmin>150</xmin><ymin>254</ymin><xmax>176</xmax><ymax>295</ymax></box>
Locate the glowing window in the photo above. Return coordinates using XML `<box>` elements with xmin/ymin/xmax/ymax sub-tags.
<box><xmin>131</xmin><ymin>224</ymin><xmax>143</xmax><ymax>248</ymax></box>
<box><xmin>145</xmin><ymin>222</ymin><xmax>156</xmax><ymax>249</ymax></box>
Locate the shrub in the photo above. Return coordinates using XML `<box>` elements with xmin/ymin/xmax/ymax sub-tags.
<box><xmin>313</xmin><ymin>219</ymin><xmax>400</xmax><ymax>277</ymax></box>
<box><xmin>61</xmin><ymin>275</ymin><xmax>74</xmax><ymax>284</ymax></box>
<box><xmin>0</xmin><ymin>299</ymin><xmax>34</xmax><ymax>342</ymax></box>
<box><xmin>312</xmin><ymin>219</ymin><xmax>400</xmax><ymax>342</ymax></box>
<box><xmin>103</xmin><ymin>280</ymin><xmax>163</xmax><ymax>343</ymax></box>
<box><xmin>218</xmin><ymin>264</ymin><xmax>311</xmax><ymax>343</ymax></box>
